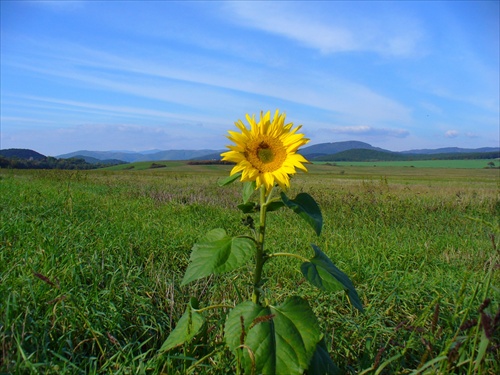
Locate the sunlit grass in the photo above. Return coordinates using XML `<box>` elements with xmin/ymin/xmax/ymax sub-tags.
<box><xmin>318</xmin><ymin>158</ymin><xmax>498</xmax><ymax>169</ymax></box>
<box><xmin>1</xmin><ymin>167</ymin><xmax>498</xmax><ymax>374</ymax></box>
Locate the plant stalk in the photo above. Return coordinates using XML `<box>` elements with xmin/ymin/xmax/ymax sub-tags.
<box><xmin>252</xmin><ymin>186</ymin><xmax>268</xmax><ymax>305</ymax></box>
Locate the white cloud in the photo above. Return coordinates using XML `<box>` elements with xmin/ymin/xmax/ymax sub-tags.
<box><xmin>224</xmin><ymin>2</ymin><xmax>424</xmax><ymax>57</ymax></box>
<box><xmin>13</xmin><ymin>94</ymin><xmax>204</xmax><ymax>123</ymax></box>
<box><xmin>465</xmin><ymin>132</ymin><xmax>479</xmax><ymax>139</ymax></box>
<box><xmin>2</xmin><ymin>122</ymin><xmax>226</xmax><ymax>156</ymax></box>
<box><xmin>445</xmin><ymin>130</ymin><xmax>459</xmax><ymax>138</ymax></box>
<box><xmin>4</xmin><ymin>39</ymin><xmax>413</xmax><ymax>127</ymax></box>
<box><xmin>317</xmin><ymin>125</ymin><xmax>410</xmax><ymax>139</ymax></box>
<box><xmin>330</xmin><ymin>125</ymin><xmax>410</xmax><ymax>138</ymax></box>
<box><xmin>426</xmin><ymin>84</ymin><xmax>499</xmax><ymax>113</ymax></box>
<box><xmin>5</xmin><ymin>1</ymin><xmax>497</xmax><ymax>154</ymax></box>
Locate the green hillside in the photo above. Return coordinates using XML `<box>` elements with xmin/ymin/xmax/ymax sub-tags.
<box><xmin>0</xmin><ymin>148</ymin><xmax>46</xmax><ymax>160</ymax></box>
<box><xmin>313</xmin><ymin>148</ymin><xmax>405</xmax><ymax>161</ymax></box>
<box><xmin>0</xmin><ymin>148</ymin><xmax>128</xmax><ymax>170</ymax></box>
<box><xmin>314</xmin><ymin>148</ymin><xmax>499</xmax><ymax>162</ymax></box>
<box><xmin>323</xmin><ymin>159</ymin><xmax>498</xmax><ymax>169</ymax></box>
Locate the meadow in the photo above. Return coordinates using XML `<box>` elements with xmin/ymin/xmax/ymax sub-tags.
<box><xmin>317</xmin><ymin>159</ymin><xmax>498</xmax><ymax>169</ymax></box>
<box><xmin>1</xmin><ymin>163</ymin><xmax>499</xmax><ymax>374</ymax></box>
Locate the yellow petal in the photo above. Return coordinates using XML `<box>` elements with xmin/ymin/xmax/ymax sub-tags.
<box><xmin>222</xmin><ymin>110</ymin><xmax>308</xmax><ymax>190</ymax></box>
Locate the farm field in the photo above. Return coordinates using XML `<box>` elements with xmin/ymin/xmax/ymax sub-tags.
<box><xmin>1</xmin><ymin>165</ymin><xmax>499</xmax><ymax>374</ymax></box>
<box><xmin>318</xmin><ymin>159</ymin><xmax>498</xmax><ymax>169</ymax></box>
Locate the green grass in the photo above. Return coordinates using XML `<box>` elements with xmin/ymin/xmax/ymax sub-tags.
<box><xmin>321</xmin><ymin>158</ymin><xmax>499</xmax><ymax>169</ymax></box>
<box><xmin>1</xmin><ymin>167</ymin><xmax>499</xmax><ymax>374</ymax></box>
<box><xmin>103</xmin><ymin>160</ymin><xmax>188</xmax><ymax>171</ymax></box>
<box><xmin>105</xmin><ymin>158</ymin><xmax>498</xmax><ymax>171</ymax></box>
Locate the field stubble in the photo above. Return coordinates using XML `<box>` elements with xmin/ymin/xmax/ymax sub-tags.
<box><xmin>1</xmin><ymin>166</ymin><xmax>499</xmax><ymax>374</ymax></box>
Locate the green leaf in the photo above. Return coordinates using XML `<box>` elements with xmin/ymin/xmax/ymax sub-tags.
<box><xmin>242</xmin><ymin>181</ymin><xmax>256</xmax><ymax>203</ymax></box>
<box><xmin>237</xmin><ymin>202</ymin><xmax>258</xmax><ymax>214</ymax></box>
<box><xmin>225</xmin><ymin>297</ymin><xmax>322</xmax><ymax>375</ymax></box>
<box><xmin>281</xmin><ymin>192</ymin><xmax>323</xmax><ymax>236</ymax></box>
<box><xmin>308</xmin><ymin>339</ymin><xmax>341</xmax><ymax>375</ymax></box>
<box><xmin>181</xmin><ymin>229</ymin><xmax>255</xmax><ymax>286</ymax></box>
<box><xmin>218</xmin><ymin>172</ymin><xmax>241</xmax><ymax>186</ymax></box>
<box><xmin>266</xmin><ymin>201</ymin><xmax>285</xmax><ymax>212</ymax></box>
<box><xmin>301</xmin><ymin>244</ymin><xmax>364</xmax><ymax>312</ymax></box>
<box><xmin>159</xmin><ymin>299</ymin><xmax>204</xmax><ymax>352</ymax></box>
<box><xmin>474</xmin><ymin>329</ymin><xmax>490</xmax><ymax>371</ymax></box>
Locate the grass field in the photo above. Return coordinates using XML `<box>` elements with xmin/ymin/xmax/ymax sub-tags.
<box><xmin>105</xmin><ymin>159</ymin><xmax>499</xmax><ymax>171</ymax></box>
<box><xmin>318</xmin><ymin>159</ymin><xmax>499</xmax><ymax>169</ymax></box>
<box><xmin>1</xmin><ymin>164</ymin><xmax>499</xmax><ymax>374</ymax></box>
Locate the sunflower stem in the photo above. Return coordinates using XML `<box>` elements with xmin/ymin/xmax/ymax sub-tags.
<box><xmin>252</xmin><ymin>185</ymin><xmax>268</xmax><ymax>305</ymax></box>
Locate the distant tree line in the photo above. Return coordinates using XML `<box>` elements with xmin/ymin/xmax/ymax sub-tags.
<box><xmin>314</xmin><ymin>149</ymin><xmax>500</xmax><ymax>162</ymax></box>
<box><xmin>415</xmin><ymin>151</ymin><xmax>500</xmax><ymax>160</ymax></box>
<box><xmin>0</xmin><ymin>156</ymin><xmax>121</xmax><ymax>170</ymax></box>
<box><xmin>187</xmin><ymin>160</ymin><xmax>234</xmax><ymax>165</ymax></box>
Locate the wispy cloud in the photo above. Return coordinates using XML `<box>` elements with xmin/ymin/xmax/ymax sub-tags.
<box><xmin>3</xmin><ymin>122</ymin><xmax>226</xmax><ymax>156</ymax></box>
<box><xmin>3</xmin><ymin>38</ymin><xmax>413</xmax><ymax>127</ymax></box>
<box><xmin>465</xmin><ymin>132</ymin><xmax>479</xmax><ymax>139</ymax></box>
<box><xmin>224</xmin><ymin>2</ymin><xmax>425</xmax><ymax>57</ymax></box>
<box><xmin>1</xmin><ymin>1</ymin><xmax>497</xmax><ymax>154</ymax></box>
<box><xmin>8</xmin><ymin>94</ymin><xmax>212</xmax><ymax>123</ymax></box>
<box><xmin>330</xmin><ymin>125</ymin><xmax>410</xmax><ymax>138</ymax></box>
<box><xmin>445</xmin><ymin>130</ymin><xmax>459</xmax><ymax>138</ymax></box>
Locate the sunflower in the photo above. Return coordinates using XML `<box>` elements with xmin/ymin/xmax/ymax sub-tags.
<box><xmin>221</xmin><ymin>110</ymin><xmax>310</xmax><ymax>191</ymax></box>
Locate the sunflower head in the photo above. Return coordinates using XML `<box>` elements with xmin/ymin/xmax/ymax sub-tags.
<box><xmin>221</xmin><ymin>110</ymin><xmax>310</xmax><ymax>192</ymax></box>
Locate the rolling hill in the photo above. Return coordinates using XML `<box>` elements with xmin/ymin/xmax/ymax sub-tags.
<box><xmin>300</xmin><ymin>141</ymin><xmax>390</xmax><ymax>159</ymax></box>
<box><xmin>56</xmin><ymin>141</ymin><xmax>498</xmax><ymax>163</ymax></box>
<box><xmin>401</xmin><ymin>146</ymin><xmax>499</xmax><ymax>154</ymax></box>
<box><xmin>0</xmin><ymin>148</ymin><xmax>128</xmax><ymax>169</ymax></box>
<box><xmin>70</xmin><ymin>155</ymin><xmax>127</xmax><ymax>165</ymax></box>
<box><xmin>313</xmin><ymin>148</ymin><xmax>406</xmax><ymax>162</ymax></box>
<box><xmin>56</xmin><ymin>141</ymin><xmax>393</xmax><ymax>162</ymax></box>
<box><xmin>57</xmin><ymin>149</ymin><xmax>225</xmax><ymax>162</ymax></box>
<box><xmin>4</xmin><ymin>141</ymin><xmax>498</xmax><ymax>165</ymax></box>
<box><xmin>313</xmin><ymin>148</ymin><xmax>499</xmax><ymax>162</ymax></box>
<box><xmin>0</xmin><ymin>148</ymin><xmax>46</xmax><ymax>160</ymax></box>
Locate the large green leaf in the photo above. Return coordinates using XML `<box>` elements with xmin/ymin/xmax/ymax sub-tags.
<box><xmin>242</xmin><ymin>181</ymin><xmax>256</xmax><ymax>203</ymax></box>
<box><xmin>218</xmin><ymin>172</ymin><xmax>241</xmax><ymax>186</ymax></box>
<box><xmin>308</xmin><ymin>339</ymin><xmax>341</xmax><ymax>375</ymax></box>
<box><xmin>281</xmin><ymin>192</ymin><xmax>323</xmax><ymax>236</ymax></box>
<box><xmin>237</xmin><ymin>202</ymin><xmax>258</xmax><ymax>214</ymax></box>
<box><xmin>301</xmin><ymin>244</ymin><xmax>364</xmax><ymax>312</ymax></box>
<box><xmin>181</xmin><ymin>229</ymin><xmax>255</xmax><ymax>286</ymax></box>
<box><xmin>159</xmin><ymin>299</ymin><xmax>204</xmax><ymax>352</ymax></box>
<box><xmin>225</xmin><ymin>297</ymin><xmax>322</xmax><ymax>375</ymax></box>
<box><xmin>266</xmin><ymin>200</ymin><xmax>285</xmax><ymax>212</ymax></box>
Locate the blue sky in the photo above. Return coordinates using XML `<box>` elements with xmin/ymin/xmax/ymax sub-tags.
<box><xmin>1</xmin><ymin>0</ymin><xmax>498</xmax><ymax>156</ymax></box>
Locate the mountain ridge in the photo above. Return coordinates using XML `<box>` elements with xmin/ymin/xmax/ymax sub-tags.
<box><xmin>55</xmin><ymin>141</ymin><xmax>499</xmax><ymax>162</ymax></box>
<box><xmin>400</xmin><ymin>147</ymin><xmax>499</xmax><ymax>155</ymax></box>
<box><xmin>57</xmin><ymin>149</ymin><xmax>226</xmax><ymax>162</ymax></box>
<box><xmin>3</xmin><ymin>141</ymin><xmax>499</xmax><ymax>163</ymax></box>
<box><xmin>0</xmin><ymin>148</ymin><xmax>46</xmax><ymax>161</ymax></box>
<box><xmin>313</xmin><ymin>148</ymin><xmax>499</xmax><ymax>162</ymax></box>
